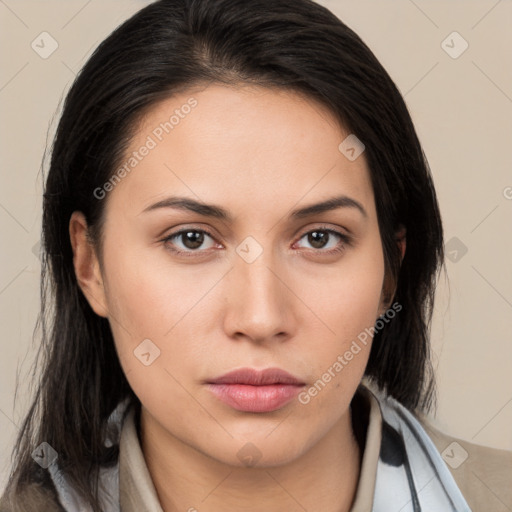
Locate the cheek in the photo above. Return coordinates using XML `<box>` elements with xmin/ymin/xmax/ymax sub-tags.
<box><xmin>302</xmin><ymin>236</ymin><xmax>385</xmax><ymax>344</ymax></box>
<box><xmin>101</xmin><ymin>236</ymin><xmax>223</xmax><ymax>338</ymax></box>
<box><xmin>295</xmin><ymin>237</ymin><xmax>385</xmax><ymax>400</ymax></box>
<box><xmin>100</xmin><ymin>239</ymin><xmax>229</xmax><ymax>399</ymax></box>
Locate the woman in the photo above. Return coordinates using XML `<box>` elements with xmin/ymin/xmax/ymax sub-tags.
<box><xmin>1</xmin><ymin>0</ymin><xmax>510</xmax><ymax>511</ymax></box>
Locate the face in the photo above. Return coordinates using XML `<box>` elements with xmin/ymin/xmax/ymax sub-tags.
<box><xmin>72</xmin><ymin>83</ymin><xmax>390</xmax><ymax>467</ymax></box>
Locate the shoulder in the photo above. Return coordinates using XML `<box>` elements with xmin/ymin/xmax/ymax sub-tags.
<box><xmin>417</xmin><ymin>414</ymin><xmax>512</xmax><ymax>512</ymax></box>
<box><xmin>364</xmin><ymin>384</ymin><xmax>511</xmax><ymax>511</ymax></box>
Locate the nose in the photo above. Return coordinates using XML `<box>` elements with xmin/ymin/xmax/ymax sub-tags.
<box><xmin>222</xmin><ymin>247</ymin><xmax>296</xmax><ymax>345</ymax></box>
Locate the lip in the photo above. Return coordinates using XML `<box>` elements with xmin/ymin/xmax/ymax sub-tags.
<box><xmin>205</xmin><ymin>368</ymin><xmax>306</xmax><ymax>413</ymax></box>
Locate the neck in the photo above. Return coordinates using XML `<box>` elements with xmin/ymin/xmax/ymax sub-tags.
<box><xmin>139</xmin><ymin>405</ymin><xmax>362</xmax><ymax>512</ymax></box>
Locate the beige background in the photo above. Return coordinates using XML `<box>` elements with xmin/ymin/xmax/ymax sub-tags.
<box><xmin>1</xmin><ymin>0</ymin><xmax>511</xmax><ymax>494</ymax></box>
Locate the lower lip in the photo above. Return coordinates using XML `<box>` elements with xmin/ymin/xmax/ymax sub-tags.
<box><xmin>206</xmin><ymin>383</ymin><xmax>304</xmax><ymax>412</ymax></box>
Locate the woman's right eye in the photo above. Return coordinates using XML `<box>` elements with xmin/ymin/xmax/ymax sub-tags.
<box><xmin>162</xmin><ymin>229</ymin><xmax>219</xmax><ymax>255</ymax></box>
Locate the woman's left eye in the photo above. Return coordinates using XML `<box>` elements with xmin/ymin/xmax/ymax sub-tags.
<box><xmin>162</xmin><ymin>227</ymin><xmax>350</xmax><ymax>257</ymax></box>
<box><xmin>294</xmin><ymin>228</ymin><xmax>349</xmax><ymax>253</ymax></box>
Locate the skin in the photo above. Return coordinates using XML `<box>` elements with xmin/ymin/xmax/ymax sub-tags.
<box><xmin>70</xmin><ymin>83</ymin><xmax>405</xmax><ymax>512</ymax></box>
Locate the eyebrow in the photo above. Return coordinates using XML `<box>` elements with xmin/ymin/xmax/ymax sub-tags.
<box><xmin>140</xmin><ymin>194</ymin><xmax>367</xmax><ymax>220</ymax></box>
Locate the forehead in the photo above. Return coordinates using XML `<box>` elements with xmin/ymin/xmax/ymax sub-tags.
<box><xmin>105</xmin><ymin>83</ymin><xmax>375</xmax><ymax>220</ymax></box>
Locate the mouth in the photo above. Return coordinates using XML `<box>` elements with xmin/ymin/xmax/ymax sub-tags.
<box><xmin>205</xmin><ymin>367</ymin><xmax>306</xmax><ymax>413</ymax></box>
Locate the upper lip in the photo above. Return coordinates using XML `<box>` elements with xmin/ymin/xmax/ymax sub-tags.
<box><xmin>206</xmin><ymin>367</ymin><xmax>305</xmax><ymax>386</ymax></box>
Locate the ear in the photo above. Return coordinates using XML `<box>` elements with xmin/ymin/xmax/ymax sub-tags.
<box><xmin>378</xmin><ymin>224</ymin><xmax>407</xmax><ymax>316</ymax></box>
<box><xmin>69</xmin><ymin>211</ymin><xmax>109</xmax><ymax>318</ymax></box>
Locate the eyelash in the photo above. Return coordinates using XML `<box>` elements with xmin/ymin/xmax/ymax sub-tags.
<box><xmin>161</xmin><ymin>225</ymin><xmax>352</xmax><ymax>258</ymax></box>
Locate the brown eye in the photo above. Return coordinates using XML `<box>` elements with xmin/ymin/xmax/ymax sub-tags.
<box><xmin>296</xmin><ymin>228</ymin><xmax>349</xmax><ymax>252</ymax></box>
<box><xmin>180</xmin><ymin>230</ymin><xmax>205</xmax><ymax>249</ymax></box>
<box><xmin>163</xmin><ymin>229</ymin><xmax>217</xmax><ymax>254</ymax></box>
<box><xmin>307</xmin><ymin>230</ymin><xmax>330</xmax><ymax>249</ymax></box>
